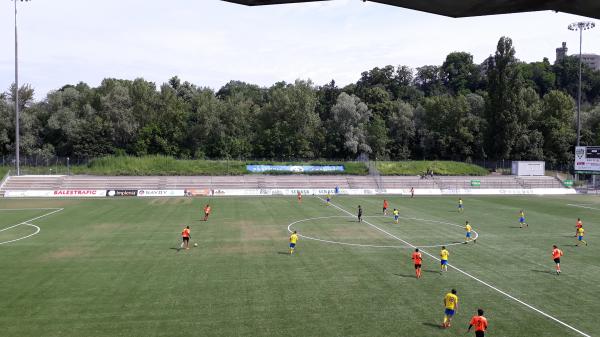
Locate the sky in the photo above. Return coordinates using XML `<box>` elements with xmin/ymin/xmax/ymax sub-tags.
<box><xmin>1</xmin><ymin>0</ymin><xmax>599</xmax><ymax>100</ymax></box>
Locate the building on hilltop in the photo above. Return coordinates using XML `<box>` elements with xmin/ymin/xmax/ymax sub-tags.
<box><xmin>555</xmin><ymin>42</ymin><xmax>600</xmax><ymax>71</ymax></box>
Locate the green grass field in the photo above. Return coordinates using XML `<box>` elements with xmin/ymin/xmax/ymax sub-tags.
<box><xmin>0</xmin><ymin>195</ymin><xmax>598</xmax><ymax>337</ymax></box>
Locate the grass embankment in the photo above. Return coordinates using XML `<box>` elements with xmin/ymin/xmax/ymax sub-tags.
<box><xmin>0</xmin><ymin>157</ymin><xmax>487</xmax><ymax>176</ymax></box>
<box><xmin>377</xmin><ymin>160</ymin><xmax>489</xmax><ymax>176</ymax></box>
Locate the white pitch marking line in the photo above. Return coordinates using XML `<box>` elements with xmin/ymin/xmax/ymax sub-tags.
<box><xmin>567</xmin><ymin>204</ymin><xmax>600</xmax><ymax>211</ymax></box>
<box><xmin>0</xmin><ymin>223</ymin><xmax>41</xmax><ymax>245</ymax></box>
<box><xmin>320</xmin><ymin>197</ymin><xmax>592</xmax><ymax>337</ymax></box>
<box><xmin>0</xmin><ymin>208</ymin><xmax>64</xmax><ymax>245</ymax></box>
<box><xmin>288</xmin><ymin>215</ymin><xmax>477</xmax><ymax>248</ymax></box>
<box><xmin>0</xmin><ymin>208</ymin><xmax>63</xmax><ymax>211</ymax></box>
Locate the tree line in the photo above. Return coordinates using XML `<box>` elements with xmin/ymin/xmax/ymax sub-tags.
<box><xmin>1</xmin><ymin>36</ymin><xmax>600</xmax><ymax>168</ymax></box>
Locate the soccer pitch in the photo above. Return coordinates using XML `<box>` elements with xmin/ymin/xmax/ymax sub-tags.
<box><xmin>0</xmin><ymin>195</ymin><xmax>599</xmax><ymax>337</ymax></box>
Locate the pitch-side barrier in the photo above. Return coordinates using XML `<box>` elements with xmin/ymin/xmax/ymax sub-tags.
<box><xmin>2</xmin><ymin>187</ymin><xmax>576</xmax><ymax>198</ymax></box>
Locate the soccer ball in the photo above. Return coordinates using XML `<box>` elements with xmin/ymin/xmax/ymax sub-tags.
<box><xmin>194</xmin><ymin>243</ymin><xmax>198</xmax><ymax>247</ymax></box>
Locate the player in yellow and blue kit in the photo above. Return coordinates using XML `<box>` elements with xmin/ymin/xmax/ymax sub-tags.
<box><xmin>458</xmin><ymin>198</ymin><xmax>464</xmax><ymax>213</ymax></box>
<box><xmin>442</xmin><ymin>289</ymin><xmax>459</xmax><ymax>328</ymax></box>
<box><xmin>393</xmin><ymin>208</ymin><xmax>399</xmax><ymax>224</ymax></box>
<box><xmin>440</xmin><ymin>246</ymin><xmax>449</xmax><ymax>272</ymax></box>
<box><xmin>289</xmin><ymin>231</ymin><xmax>299</xmax><ymax>254</ymax></box>
<box><xmin>325</xmin><ymin>193</ymin><xmax>331</xmax><ymax>206</ymax></box>
<box><xmin>519</xmin><ymin>210</ymin><xmax>528</xmax><ymax>228</ymax></box>
<box><xmin>465</xmin><ymin>221</ymin><xmax>475</xmax><ymax>243</ymax></box>
<box><xmin>577</xmin><ymin>227</ymin><xmax>588</xmax><ymax>246</ymax></box>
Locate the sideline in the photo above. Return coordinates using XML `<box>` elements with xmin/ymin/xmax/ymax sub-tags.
<box><xmin>0</xmin><ymin>208</ymin><xmax>64</xmax><ymax>245</ymax></box>
<box><xmin>567</xmin><ymin>204</ymin><xmax>600</xmax><ymax>211</ymax></box>
<box><xmin>320</xmin><ymin>197</ymin><xmax>592</xmax><ymax>337</ymax></box>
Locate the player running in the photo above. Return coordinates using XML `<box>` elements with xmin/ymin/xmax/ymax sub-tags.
<box><xmin>576</xmin><ymin>227</ymin><xmax>588</xmax><ymax>246</ymax></box>
<box><xmin>552</xmin><ymin>245</ymin><xmax>563</xmax><ymax>275</ymax></box>
<box><xmin>180</xmin><ymin>225</ymin><xmax>191</xmax><ymax>250</ymax></box>
<box><xmin>297</xmin><ymin>191</ymin><xmax>302</xmax><ymax>204</ymax></box>
<box><xmin>410</xmin><ymin>187</ymin><xmax>414</xmax><ymax>198</ymax></box>
<box><xmin>458</xmin><ymin>198</ymin><xmax>464</xmax><ymax>213</ymax></box>
<box><xmin>519</xmin><ymin>210</ymin><xmax>528</xmax><ymax>228</ymax></box>
<box><xmin>465</xmin><ymin>221</ymin><xmax>475</xmax><ymax>243</ymax></box>
<box><xmin>412</xmin><ymin>248</ymin><xmax>422</xmax><ymax>279</ymax></box>
<box><xmin>357</xmin><ymin>205</ymin><xmax>363</xmax><ymax>222</ymax></box>
<box><xmin>440</xmin><ymin>246</ymin><xmax>449</xmax><ymax>272</ymax></box>
<box><xmin>442</xmin><ymin>289</ymin><xmax>459</xmax><ymax>328</ymax></box>
<box><xmin>325</xmin><ymin>193</ymin><xmax>331</xmax><ymax>206</ymax></box>
<box><xmin>383</xmin><ymin>199</ymin><xmax>389</xmax><ymax>215</ymax></box>
<box><xmin>289</xmin><ymin>231</ymin><xmax>299</xmax><ymax>254</ymax></box>
<box><xmin>467</xmin><ymin>309</ymin><xmax>488</xmax><ymax>337</ymax></box>
<box><xmin>393</xmin><ymin>208</ymin><xmax>399</xmax><ymax>224</ymax></box>
<box><xmin>575</xmin><ymin>218</ymin><xmax>583</xmax><ymax>237</ymax></box>
<box><xmin>203</xmin><ymin>204</ymin><xmax>211</xmax><ymax>221</ymax></box>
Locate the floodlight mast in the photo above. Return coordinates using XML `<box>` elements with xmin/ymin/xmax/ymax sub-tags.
<box><xmin>13</xmin><ymin>0</ymin><xmax>29</xmax><ymax>176</ymax></box>
<box><xmin>568</xmin><ymin>21</ymin><xmax>595</xmax><ymax>147</ymax></box>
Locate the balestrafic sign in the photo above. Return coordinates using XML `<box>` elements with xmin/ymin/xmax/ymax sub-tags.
<box><xmin>574</xmin><ymin>146</ymin><xmax>600</xmax><ymax>173</ymax></box>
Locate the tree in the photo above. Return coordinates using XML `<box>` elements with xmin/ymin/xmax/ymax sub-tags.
<box><xmin>387</xmin><ymin>100</ymin><xmax>415</xmax><ymax>160</ymax></box>
<box><xmin>485</xmin><ymin>36</ymin><xmax>524</xmax><ymax>160</ymax></box>
<box><xmin>538</xmin><ymin>90</ymin><xmax>576</xmax><ymax>168</ymax></box>
<box><xmin>442</xmin><ymin>52</ymin><xmax>481</xmax><ymax>95</ymax></box>
<box><xmin>255</xmin><ymin>80</ymin><xmax>321</xmax><ymax>159</ymax></box>
<box><xmin>329</xmin><ymin>92</ymin><xmax>372</xmax><ymax>158</ymax></box>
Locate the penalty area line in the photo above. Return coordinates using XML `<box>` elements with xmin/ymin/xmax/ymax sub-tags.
<box><xmin>319</xmin><ymin>197</ymin><xmax>592</xmax><ymax>337</ymax></box>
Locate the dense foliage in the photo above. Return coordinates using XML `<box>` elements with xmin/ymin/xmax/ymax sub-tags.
<box><xmin>2</xmin><ymin>37</ymin><xmax>600</xmax><ymax>168</ymax></box>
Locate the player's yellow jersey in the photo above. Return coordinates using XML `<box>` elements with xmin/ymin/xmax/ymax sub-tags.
<box><xmin>444</xmin><ymin>293</ymin><xmax>458</xmax><ymax>310</ymax></box>
<box><xmin>459</xmin><ymin>199</ymin><xmax>463</xmax><ymax>205</ymax></box>
<box><xmin>290</xmin><ymin>234</ymin><xmax>298</xmax><ymax>244</ymax></box>
<box><xmin>519</xmin><ymin>211</ymin><xmax>525</xmax><ymax>217</ymax></box>
<box><xmin>578</xmin><ymin>228</ymin><xmax>585</xmax><ymax>236</ymax></box>
<box><xmin>440</xmin><ymin>249</ymin><xmax>449</xmax><ymax>260</ymax></box>
<box><xmin>465</xmin><ymin>224</ymin><xmax>472</xmax><ymax>232</ymax></box>
<box><xmin>393</xmin><ymin>209</ymin><xmax>399</xmax><ymax>216</ymax></box>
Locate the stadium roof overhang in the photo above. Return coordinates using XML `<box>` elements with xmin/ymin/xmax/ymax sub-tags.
<box><xmin>222</xmin><ymin>0</ymin><xmax>600</xmax><ymax>19</ymax></box>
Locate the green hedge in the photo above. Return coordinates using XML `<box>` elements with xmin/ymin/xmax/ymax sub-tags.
<box><xmin>377</xmin><ymin>161</ymin><xmax>489</xmax><ymax>176</ymax></box>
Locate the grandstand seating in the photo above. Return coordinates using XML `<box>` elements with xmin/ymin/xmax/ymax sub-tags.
<box><xmin>0</xmin><ymin>174</ymin><xmax>566</xmax><ymax>191</ymax></box>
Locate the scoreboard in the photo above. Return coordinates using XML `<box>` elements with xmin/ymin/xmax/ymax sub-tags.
<box><xmin>575</xmin><ymin>146</ymin><xmax>600</xmax><ymax>173</ymax></box>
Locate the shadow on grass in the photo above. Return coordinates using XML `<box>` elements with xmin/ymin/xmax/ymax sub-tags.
<box><xmin>169</xmin><ymin>248</ymin><xmax>181</xmax><ymax>252</ymax></box>
<box><xmin>393</xmin><ymin>273</ymin><xmax>416</xmax><ymax>278</ymax></box>
<box><xmin>277</xmin><ymin>251</ymin><xmax>291</xmax><ymax>255</ymax></box>
<box><xmin>531</xmin><ymin>269</ymin><xmax>554</xmax><ymax>274</ymax></box>
<box><xmin>423</xmin><ymin>269</ymin><xmax>440</xmax><ymax>274</ymax></box>
<box><xmin>422</xmin><ymin>322</ymin><xmax>442</xmax><ymax>329</ymax></box>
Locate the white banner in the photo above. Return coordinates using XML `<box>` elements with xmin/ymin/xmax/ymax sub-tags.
<box><xmin>137</xmin><ymin>190</ymin><xmax>185</xmax><ymax>197</ymax></box>
<box><xmin>5</xmin><ymin>190</ymin><xmax>107</xmax><ymax>198</ymax></box>
<box><xmin>575</xmin><ymin>146</ymin><xmax>600</xmax><ymax>173</ymax></box>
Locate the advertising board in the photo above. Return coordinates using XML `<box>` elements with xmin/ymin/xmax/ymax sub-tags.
<box><xmin>106</xmin><ymin>190</ymin><xmax>138</xmax><ymax>197</ymax></box>
<box><xmin>246</xmin><ymin>165</ymin><xmax>344</xmax><ymax>173</ymax></box>
<box><xmin>137</xmin><ymin>190</ymin><xmax>185</xmax><ymax>197</ymax></box>
<box><xmin>575</xmin><ymin>146</ymin><xmax>600</xmax><ymax>173</ymax></box>
<box><xmin>4</xmin><ymin>190</ymin><xmax>106</xmax><ymax>198</ymax></box>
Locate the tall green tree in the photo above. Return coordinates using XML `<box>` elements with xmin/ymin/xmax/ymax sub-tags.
<box><xmin>485</xmin><ymin>36</ymin><xmax>524</xmax><ymax>160</ymax></box>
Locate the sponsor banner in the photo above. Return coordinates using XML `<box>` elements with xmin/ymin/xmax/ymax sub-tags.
<box><xmin>106</xmin><ymin>189</ymin><xmax>138</xmax><ymax>197</ymax></box>
<box><xmin>575</xmin><ymin>146</ymin><xmax>600</xmax><ymax>173</ymax></box>
<box><xmin>137</xmin><ymin>190</ymin><xmax>185</xmax><ymax>197</ymax></box>
<box><xmin>184</xmin><ymin>189</ymin><xmax>212</xmax><ymax>197</ymax></box>
<box><xmin>246</xmin><ymin>165</ymin><xmax>344</xmax><ymax>173</ymax></box>
<box><xmin>5</xmin><ymin>190</ymin><xmax>106</xmax><ymax>198</ymax></box>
